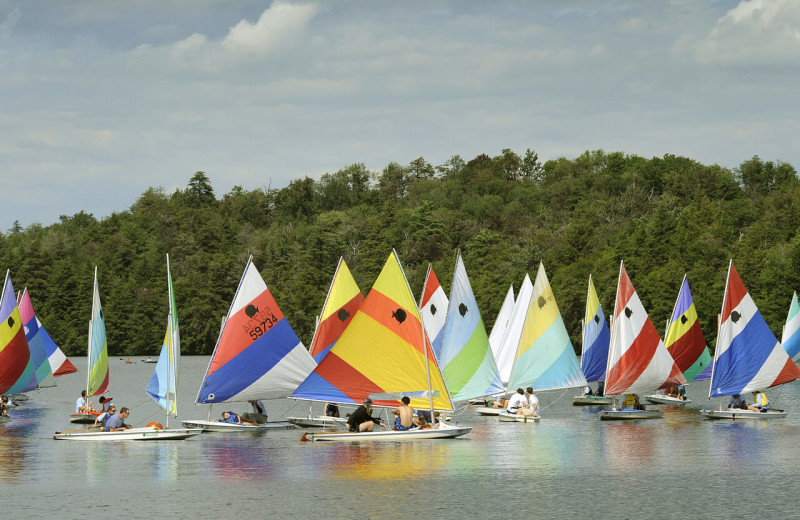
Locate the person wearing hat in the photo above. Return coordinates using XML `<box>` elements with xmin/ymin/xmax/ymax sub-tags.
<box><xmin>346</xmin><ymin>398</ymin><xmax>386</xmax><ymax>432</ymax></box>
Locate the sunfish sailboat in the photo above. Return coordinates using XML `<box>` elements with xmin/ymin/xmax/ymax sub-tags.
<box><xmin>292</xmin><ymin>250</ymin><xmax>471</xmax><ymax>441</ymax></box>
<box><xmin>701</xmin><ymin>261</ymin><xmax>800</xmax><ymax>419</ymax></box>
<box><xmin>182</xmin><ymin>256</ymin><xmax>315</xmax><ymax>431</ymax></box>
<box><xmin>0</xmin><ymin>271</ymin><xmax>32</xmax><ymax>398</ymax></box>
<box><xmin>573</xmin><ymin>275</ymin><xmax>613</xmax><ymax>406</ymax></box>
<box><xmin>420</xmin><ymin>264</ymin><xmax>448</xmax><ymax>360</ymax></box>
<box><xmin>598</xmin><ymin>262</ymin><xmax>685</xmax><ymax>420</ymax></box>
<box><xmin>17</xmin><ymin>289</ymin><xmax>57</xmax><ymax>390</ymax></box>
<box><xmin>19</xmin><ymin>288</ymin><xmax>77</xmax><ymax>378</ymax></box>
<box><xmin>781</xmin><ymin>292</ymin><xmax>800</xmax><ymax>361</ymax></box>
<box><xmin>55</xmin><ymin>256</ymin><xmax>201</xmax><ymax>440</ymax></box>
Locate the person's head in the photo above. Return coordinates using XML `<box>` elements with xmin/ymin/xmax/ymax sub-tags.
<box><xmin>733</xmin><ymin>394</ymin><xmax>740</xmax><ymax>398</ymax></box>
<box><xmin>119</xmin><ymin>407</ymin><xmax>130</xmax><ymax>417</ymax></box>
<box><xmin>516</xmin><ymin>388</ymin><xmax>524</xmax><ymax>395</ymax></box>
<box><xmin>99</xmin><ymin>396</ymin><xmax>106</xmax><ymax>404</ymax></box>
<box><xmin>401</xmin><ymin>396</ymin><xmax>410</xmax><ymax>405</ymax></box>
<box><xmin>1</xmin><ymin>396</ymin><xmax>7</xmax><ymax>403</ymax></box>
<box><xmin>363</xmin><ymin>398</ymin><xmax>373</xmax><ymax>408</ymax></box>
<box><xmin>221</xmin><ymin>411</ymin><xmax>231</xmax><ymax>419</ymax></box>
<box><xmin>598</xmin><ymin>382</ymin><xmax>604</xmax><ymax>387</ymax></box>
<box><xmin>81</xmin><ymin>390</ymin><xmax>87</xmax><ymax>398</ymax></box>
<box><xmin>526</xmin><ymin>387</ymin><xmax>533</xmax><ymax>395</ymax></box>
<box><xmin>752</xmin><ymin>391</ymin><xmax>758</xmax><ymax>396</ymax></box>
<box><xmin>108</xmin><ymin>406</ymin><xmax>117</xmax><ymax>415</ymax></box>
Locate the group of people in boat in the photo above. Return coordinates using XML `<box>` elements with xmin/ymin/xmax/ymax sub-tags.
<box><xmin>218</xmin><ymin>400</ymin><xmax>270</xmax><ymax>426</ymax></box>
<box><xmin>75</xmin><ymin>390</ymin><xmax>134</xmax><ymax>431</ymax></box>
<box><xmin>0</xmin><ymin>395</ymin><xmax>17</xmax><ymax>418</ymax></box>
<box><xmin>490</xmin><ymin>387</ymin><xmax>540</xmax><ymax>416</ymax></box>
<box><xmin>728</xmin><ymin>391</ymin><xmax>771</xmax><ymax>412</ymax></box>
<box><xmin>664</xmin><ymin>385</ymin><xmax>687</xmax><ymax>400</ymax></box>
<box><xmin>345</xmin><ymin>396</ymin><xmax>440</xmax><ymax>433</ymax></box>
<box><xmin>579</xmin><ymin>382</ymin><xmax>605</xmax><ymax>397</ymax></box>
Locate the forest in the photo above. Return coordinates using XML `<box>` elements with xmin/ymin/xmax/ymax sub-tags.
<box><xmin>2</xmin><ymin>149</ymin><xmax>799</xmax><ymax>358</ymax></box>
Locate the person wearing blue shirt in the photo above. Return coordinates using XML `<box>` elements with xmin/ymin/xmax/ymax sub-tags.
<box><xmin>105</xmin><ymin>408</ymin><xmax>132</xmax><ymax>432</ymax></box>
<box><xmin>728</xmin><ymin>394</ymin><xmax>747</xmax><ymax>409</ymax></box>
<box><xmin>749</xmin><ymin>391</ymin><xmax>770</xmax><ymax>412</ymax></box>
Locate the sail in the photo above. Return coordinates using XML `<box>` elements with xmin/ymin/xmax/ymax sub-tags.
<box><xmin>41</xmin><ymin>322</ymin><xmax>77</xmax><ymax>376</ymax></box>
<box><xmin>495</xmin><ymin>274</ymin><xmax>534</xmax><ymax>386</ymax></box>
<box><xmin>581</xmin><ymin>275</ymin><xmax>610</xmax><ymax>383</ymax></box>
<box><xmin>419</xmin><ymin>264</ymin><xmax>448</xmax><ymax>360</ymax></box>
<box><xmin>439</xmin><ymin>254</ymin><xmax>503</xmax><ymax>401</ymax></box>
<box><xmin>604</xmin><ymin>262</ymin><xmax>685</xmax><ymax>396</ymax></box>
<box><xmin>87</xmin><ymin>268</ymin><xmax>110</xmax><ymax>396</ymax></box>
<box><xmin>664</xmin><ymin>276</ymin><xmax>712</xmax><ymax>382</ymax></box>
<box><xmin>488</xmin><ymin>284</ymin><xmax>515</xmax><ymax>364</ymax></box>
<box><xmin>146</xmin><ymin>255</ymin><xmax>180</xmax><ymax>415</ymax></box>
<box><xmin>17</xmin><ymin>289</ymin><xmax>57</xmax><ymax>388</ymax></box>
<box><xmin>709</xmin><ymin>262</ymin><xmax>800</xmax><ymax>398</ymax></box>
<box><xmin>197</xmin><ymin>257</ymin><xmax>316</xmax><ymax>404</ymax></box>
<box><xmin>781</xmin><ymin>292</ymin><xmax>800</xmax><ymax>361</ymax></box>
<box><xmin>292</xmin><ymin>251</ymin><xmax>453</xmax><ymax>411</ymax></box>
<box><xmin>0</xmin><ymin>272</ymin><xmax>32</xmax><ymax>394</ymax></box>
<box><xmin>307</xmin><ymin>258</ymin><xmax>364</xmax><ymax>362</ymax></box>
<box><xmin>507</xmin><ymin>262</ymin><xmax>587</xmax><ymax>391</ymax></box>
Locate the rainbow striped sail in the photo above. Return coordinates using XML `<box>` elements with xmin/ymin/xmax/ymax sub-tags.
<box><xmin>87</xmin><ymin>267</ymin><xmax>109</xmax><ymax>396</ymax></box>
<box><xmin>17</xmin><ymin>289</ymin><xmax>56</xmax><ymax>388</ymax></box>
<box><xmin>18</xmin><ymin>288</ymin><xmax>76</xmax><ymax>377</ymax></box>
<box><xmin>308</xmin><ymin>258</ymin><xmax>364</xmax><ymax>363</ymax></box>
<box><xmin>507</xmin><ymin>262</ymin><xmax>586</xmax><ymax>391</ymax></box>
<box><xmin>439</xmin><ymin>254</ymin><xmax>503</xmax><ymax>401</ymax></box>
<box><xmin>781</xmin><ymin>292</ymin><xmax>800</xmax><ymax>361</ymax></box>
<box><xmin>420</xmin><ymin>264</ymin><xmax>448</xmax><ymax>360</ymax></box>
<box><xmin>495</xmin><ymin>274</ymin><xmax>533</xmax><ymax>386</ymax></box>
<box><xmin>0</xmin><ymin>272</ymin><xmax>31</xmax><ymax>394</ymax></box>
<box><xmin>581</xmin><ymin>275</ymin><xmax>610</xmax><ymax>383</ymax></box>
<box><xmin>292</xmin><ymin>251</ymin><xmax>453</xmax><ymax>411</ymax></box>
<box><xmin>488</xmin><ymin>284</ymin><xmax>515</xmax><ymax>364</ymax></box>
<box><xmin>197</xmin><ymin>257</ymin><xmax>316</xmax><ymax>404</ymax></box>
<box><xmin>146</xmin><ymin>255</ymin><xmax>180</xmax><ymax>416</ymax></box>
<box><xmin>709</xmin><ymin>262</ymin><xmax>800</xmax><ymax>397</ymax></box>
<box><xmin>665</xmin><ymin>276</ymin><xmax>712</xmax><ymax>382</ymax></box>
<box><xmin>604</xmin><ymin>262</ymin><xmax>685</xmax><ymax>396</ymax></box>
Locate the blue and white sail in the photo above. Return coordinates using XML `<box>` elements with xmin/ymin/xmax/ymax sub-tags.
<box><xmin>781</xmin><ymin>291</ymin><xmax>800</xmax><ymax>362</ymax></box>
<box><xmin>495</xmin><ymin>274</ymin><xmax>533</xmax><ymax>387</ymax></box>
<box><xmin>488</xmin><ymin>284</ymin><xmax>514</xmax><ymax>365</ymax></box>
<box><xmin>580</xmin><ymin>275</ymin><xmax>610</xmax><ymax>383</ymax></box>
<box><xmin>146</xmin><ymin>255</ymin><xmax>180</xmax><ymax>418</ymax></box>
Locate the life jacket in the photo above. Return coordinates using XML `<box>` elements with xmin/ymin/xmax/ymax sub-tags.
<box><xmin>754</xmin><ymin>392</ymin><xmax>769</xmax><ymax>409</ymax></box>
<box><xmin>623</xmin><ymin>394</ymin><xmax>638</xmax><ymax>408</ymax></box>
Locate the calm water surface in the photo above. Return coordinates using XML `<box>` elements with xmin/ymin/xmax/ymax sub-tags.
<box><xmin>2</xmin><ymin>356</ymin><xmax>799</xmax><ymax>519</ymax></box>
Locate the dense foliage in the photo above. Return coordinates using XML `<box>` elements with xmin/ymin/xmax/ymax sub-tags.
<box><xmin>2</xmin><ymin>151</ymin><xmax>799</xmax><ymax>358</ymax></box>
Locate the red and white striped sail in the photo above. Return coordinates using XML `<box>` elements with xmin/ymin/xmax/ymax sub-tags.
<box><xmin>604</xmin><ymin>262</ymin><xmax>685</xmax><ymax>396</ymax></box>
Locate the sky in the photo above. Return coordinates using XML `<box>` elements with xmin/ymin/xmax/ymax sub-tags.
<box><xmin>2</xmin><ymin>0</ymin><xmax>799</xmax><ymax>229</ymax></box>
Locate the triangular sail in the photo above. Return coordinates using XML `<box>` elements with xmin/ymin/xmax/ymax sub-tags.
<box><xmin>781</xmin><ymin>292</ymin><xmax>800</xmax><ymax>361</ymax></box>
<box><xmin>488</xmin><ymin>284</ymin><xmax>515</xmax><ymax>364</ymax></box>
<box><xmin>419</xmin><ymin>264</ymin><xmax>448</xmax><ymax>360</ymax></box>
<box><xmin>507</xmin><ymin>262</ymin><xmax>587</xmax><ymax>392</ymax></box>
<box><xmin>709</xmin><ymin>262</ymin><xmax>800</xmax><ymax>397</ymax></box>
<box><xmin>41</xmin><ymin>322</ymin><xmax>77</xmax><ymax>376</ymax></box>
<box><xmin>495</xmin><ymin>274</ymin><xmax>533</xmax><ymax>386</ymax></box>
<box><xmin>439</xmin><ymin>254</ymin><xmax>504</xmax><ymax>401</ymax></box>
<box><xmin>292</xmin><ymin>251</ymin><xmax>453</xmax><ymax>411</ymax></box>
<box><xmin>581</xmin><ymin>275</ymin><xmax>610</xmax><ymax>383</ymax></box>
<box><xmin>146</xmin><ymin>255</ymin><xmax>180</xmax><ymax>416</ymax></box>
<box><xmin>17</xmin><ymin>289</ymin><xmax>57</xmax><ymax>388</ymax></box>
<box><xmin>664</xmin><ymin>275</ymin><xmax>712</xmax><ymax>382</ymax></box>
<box><xmin>307</xmin><ymin>258</ymin><xmax>364</xmax><ymax>362</ymax></box>
<box><xmin>197</xmin><ymin>256</ymin><xmax>316</xmax><ymax>404</ymax></box>
<box><xmin>604</xmin><ymin>262</ymin><xmax>685</xmax><ymax>396</ymax></box>
<box><xmin>87</xmin><ymin>267</ymin><xmax>110</xmax><ymax>396</ymax></box>
<box><xmin>0</xmin><ymin>271</ymin><xmax>32</xmax><ymax>394</ymax></box>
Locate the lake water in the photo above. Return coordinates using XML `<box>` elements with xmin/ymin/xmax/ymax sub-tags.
<box><xmin>2</xmin><ymin>356</ymin><xmax>799</xmax><ymax>519</ymax></box>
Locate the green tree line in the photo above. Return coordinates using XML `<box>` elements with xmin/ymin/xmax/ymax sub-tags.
<box><xmin>1</xmin><ymin>150</ymin><xmax>799</xmax><ymax>358</ymax></box>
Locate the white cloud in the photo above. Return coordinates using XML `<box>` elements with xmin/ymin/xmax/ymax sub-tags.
<box><xmin>222</xmin><ymin>1</ymin><xmax>317</xmax><ymax>54</ymax></box>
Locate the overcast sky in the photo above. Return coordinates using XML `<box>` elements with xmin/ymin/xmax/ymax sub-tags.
<box><xmin>2</xmin><ymin>0</ymin><xmax>799</xmax><ymax>229</ymax></box>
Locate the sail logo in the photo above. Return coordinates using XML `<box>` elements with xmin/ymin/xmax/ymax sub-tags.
<box><xmin>243</xmin><ymin>305</ymin><xmax>279</xmax><ymax>340</ymax></box>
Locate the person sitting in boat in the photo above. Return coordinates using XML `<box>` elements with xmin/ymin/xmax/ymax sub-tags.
<box><xmin>675</xmin><ymin>385</ymin><xmax>687</xmax><ymax>401</ymax></box>
<box><xmin>105</xmin><ymin>407</ymin><xmax>132</xmax><ymax>432</ymax></box>
<box><xmin>347</xmin><ymin>398</ymin><xmax>385</xmax><ymax>432</ymax></box>
<box><xmin>506</xmin><ymin>388</ymin><xmax>528</xmax><ymax>414</ymax></box>
<box><xmin>324</xmin><ymin>402</ymin><xmax>340</xmax><ymax>417</ymax></box>
<box><xmin>748</xmin><ymin>391</ymin><xmax>770</xmax><ymax>413</ymax></box>
<box><xmin>391</xmin><ymin>396</ymin><xmax>417</xmax><ymax>431</ymax></box>
<box><xmin>93</xmin><ymin>405</ymin><xmax>117</xmax><ymax>430</ymax></box>
<box><xmin>241</xmin><ymin>400</ymin><xmax>268</xmax><ymax>424</ymax></box>
<box><xmin>98</xmin><ymin>396</ymin><xmax>114</xmax><ymax>412</ymax></box>
<box><xmin>0</xmin><ymin>399</ymin><xmax>8</xmax><ymax>418</ymax></box>
<box><xmin>728</xmin><ymin>394</ymin><xmax>747</xmax><ymax>409</ymax></box>
<box><xmin>525</xmin><ymin>387</ymin><xmax>539</xmax><ymax>416</ymax></box>
<box><xmin>75</xmin><ymin>390</ymin><xmax>93</xmax><ymax>413</ymax></box>
<box><xmin>596</xmin><ymin>382</ymin><xmax>605</xmax><ymax>396</ymax></box>
<box><xmin>579</xmin><ymin>385</ymin><xmax>593</xmax><ymax>397</ymax></box>
<box><xmin>1</xmin><ymin>395</ymin><xmax>16</xmax><ymax>409</ymax></box>
<box><xmin>622</xmin><ymin>393</ymin><xmax>645</xmax><ymax>410</ymax></box>
<box><xmin>665</xmin><ymin>387</ymin><xmax>677</xmax><ymax>398</ymax></box>
<box><xmin>491</xmin><ymin>397</ymin><xmax>507</xmax><ymax>409</ymax></box>
<box><xmin>220</xmin><ymin>411</ymin><xmax>258</xmax><ymax>426</ymax></box>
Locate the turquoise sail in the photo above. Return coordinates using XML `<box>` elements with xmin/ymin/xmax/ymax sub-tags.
<box><xmin>781</xmin><ymin>292</ymin><xmax>800</xmax><ymax>362</ymax></box>
<box><xmin>146</xmin><ymin>255</ymin><xmax>180</xmax><ymax>417</ymax></box>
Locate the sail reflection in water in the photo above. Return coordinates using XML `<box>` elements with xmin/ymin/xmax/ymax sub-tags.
<box><xmin>207</xmin><ymin>438</ymin><xmax>276</xmax><ymax>481</ymax></box>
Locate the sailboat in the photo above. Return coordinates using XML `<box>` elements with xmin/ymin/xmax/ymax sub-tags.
<box><xmin>488</xmin><ymin>284</ymin><xmax>515</xmax><ymax>363</ymax></box>
<box><xmin>288</xmin><ymin>257</ymin><xmax>362</xmax><ymax>427</ymax></box>
<box><xmin>419</xmin><ymin>264</ymin><xmax>448</xmax><ymax>360</ymax></box>
<box><xmin>701</xmin><ymin>261</ymin><xmax>800</xmax><ymax>419</ymax></box>
<box><xmin>70</xmin><ymin>267</ymin><xmax>110</xmax><ymax>424</ymax></box>
<box><xmin>498</xmin><ymin>262</ymin><xmax>587</xmax><ymax>422</ymax></box>
<box><xmin>573</xmin><ymin>275</ymin><xmax>613</xmax><ymax>405</ymax></box>
<box><xmin>20</xmin><ymin>288</ymin><xmax>77</xmax><ymax>377</ymax></box>
<box><xmin>292</xmin><ymin>250</ymin><xmax>471</xmax><ymax>441</ymax></box>
<box><xmin>55</xmin><ymin>256</ymin><xmax>202</xmax><ymax>440</ymax></box>
<box><xmin>182</xmin><ymin>256</ymin><xmax>316</xmax><ymax>431</ymax></box>
<box><xmin>0</xmin><ymin>272</ymin><xmax>32</xmax><ymax>399</ymax></box>
<box><xmin>781</xmin><ymin>291</ymin><xmax>800</xmax><ymax>361</ymax></box>
<box><xmin>645</xmin><ymin>275</ymin><xmax>711</xmax><ymax>405</ymax></box>
<box><xmin>17</xmin><ymin>289</ymin><xmax>57</xmax><ymax>391</ymax></box>
<box><xmin>598</xmin><ymin>261</ymin><xmax>685</xmax><ymax>420</ymax></box>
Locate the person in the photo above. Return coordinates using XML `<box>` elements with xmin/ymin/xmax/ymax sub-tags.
<box><xmin>0</xmin><ymin>399</ymin><xmax>8</xmax><ymax>418</ymax></box>
<box><xmin>506</xmin><ymin>388</ymin><xmax>528</xmax><ymax>414</ymax></box>
<box><xmin>415</xmin><ymin>409</ymin><xmax>441</xmax><ymax>428</ymax></box>
<box><xmin>93</xmin><ymin>405</ymin><xmax>117</xmax><ymax>429</ymax></box>
<box><xmin>75</xmin><ymin>390</ymin><xmax>93</xmax><ymax>413</ymax></box>
<box><xmin>98</xmin><ymin>396</ymin><xmax>114</xmax><ymax>412</ymax></box>
<box><xmin>675</xmin><ymin>385</ymin><xmax>687</xmax><ymax>401</ymax></box>
<box><xmin>241</xmin><ymin>400</ymin><xmax>268</xmax><ymax>424</ymax></box>
<box><xmin>728</xmin><ymin>394</ymin><xmax>747</xmax><ymax>409</ymax></box>
<box><xmin>105</xmin><ymin>407</ymin><xmax>132</xmax><ymax>432</ymax></box>
<box><xmin>220</xmin><ymin>411</ymin><xmax>258</xmax><ymax>426</ymax></box>
<box><xmin>596</xmin><ymin>382</ymin><xmax>605</xmax><ymax>397</ymax></box>
<box><xmin>749</xmin><ymin>391</ymin><xmax>770</xmax><ymax>412</ymax></box>
<box><xmin>491</xmin><ymin>397</ymin><xmax>507</xmax><ymax>409</ymax></box>
<box><xmin>579</xmin><ymin>385</ymin><xmax>593</xmax><ymax>397</ymax></box>
<box><xmin>346</xmin><ymin>398</ymin><xmax>385</xmax><ymax>432</ymax></box>
<box><xmin>525</xmin><ymin>387</ymin><xmax>539</xmax><ymax>416</ymax></box>
<box><xmin>622</xmin><ymin>393</ymin><xmax>644</xmax><ymax>410</ymax></box>
<box><xmin>391</xmin><ymin>396</ymin><xmax>416</xmax><ymax>431</ymax></box>
<box><xmin>665</xmin><ymin>386</ymin><xmax>677</xmax><ymax>398</ymax></box>
<box><xmin>324</xmin><ymin>402</ymin><xmax>340</xmax><ymax>417</ymax></box>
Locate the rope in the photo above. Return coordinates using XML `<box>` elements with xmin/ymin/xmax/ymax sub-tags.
<box><xmin>538</xmin><ymin>388</ymin><xmax>570</xmax><ymax>411</ymax></box>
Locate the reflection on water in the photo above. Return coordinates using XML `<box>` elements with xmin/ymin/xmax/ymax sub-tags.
<box><xmin>205</xmin><ymin>433</ymin><xmax>276</xmax><ymax>481</ymax></box>
<box><xmin>0</xmin><ymin>405</ymin><xmax>44</xmax><ymax>484</ymax></box>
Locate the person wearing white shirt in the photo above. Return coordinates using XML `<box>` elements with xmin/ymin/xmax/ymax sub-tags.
<box><xmin>506</xmin><ymin>388</ymin><xmax>528</xmax><ymax>414</ymax></box>
<box><xmin>525</xmin><ymin>387</ymin><xmax>539</xmax><ymax>416</ymax></box>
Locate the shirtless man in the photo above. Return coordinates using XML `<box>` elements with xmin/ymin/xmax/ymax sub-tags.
<box><xmin>391</xmin><ymin>396</ymin><xmax>416</xmax><ymax>431</ymax></box>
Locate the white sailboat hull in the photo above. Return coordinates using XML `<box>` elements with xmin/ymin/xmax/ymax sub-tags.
<box><xmin>54</xmin><ymin>426</ymin><xmax>202</xmax><ymax>441</ymax></box>
<box><xmin>572</xmin><ymin>396</ymin><xmax>614</xmax><ymax>406</ymax></box>
<box><xmin>598</xmin><ymin>409</ymin><xmax>663</xmax><ymax>420</ymax></box>
<box><xmin>644</xmin><ymin>394</ymin><xmax>691</xmax><ymax>405</ymax></box>
<box><xmin>700</xmin><ymin>409</ymin><xmax>787</xmax><ymax>419</ymax></box>
<box><xmin>287</xmin><ymin>416</ymin><xmax>348</xmax><ymax>428</ymax></box>
<box><xmin>498</xmin><ymin>411</ymin><xmax>540</xmax><ymax>422</ymax></box>
<box><xmin>301</xmin><ymin>423</ymin><xmax>472</xmax><ymax>442</ymax></box>
<box><xmin>180</xmin><ymin>419</ymin><xmax>295</xmax><ymax>431</ymax></box>
<box><xmin>474</xmin><ymin>406</ymin><xmax>503</xmax><ymax>416</ymax></box>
